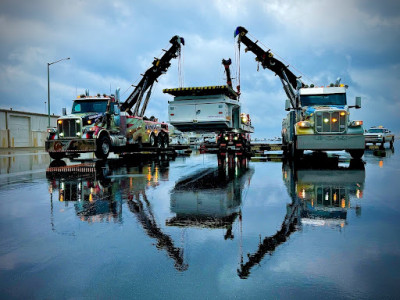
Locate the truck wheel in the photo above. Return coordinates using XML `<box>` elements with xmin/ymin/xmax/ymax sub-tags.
<box><xmin>390</xmin><ymin>138</ymin><xmax>394</xmax><ymax>148</ymax></box>
<box><xmin>49</xmin><ymin>152</ymin><xmax>65</xmax><ymax>160</ymax></box>
<box><xmin>95</xmin><ymin>136</ymin><xmax>111</xmax><ymax>159</ymax></box>
<box><xmin>163</xmin><ymin>134</ymin><xmax>169</xmax><ymax>148</ymax></box>
<box><xmin>349</xmin><ymin>149</ymin><xmax>364</xmax><ymax>159</ymax></box>
<box><xmin>150</xmin><ymin>134</ymin><xmax>157</xmax><ymax>147</ymax></box>
<box><xmin>290</xmin><ymin>143</ymin><xmax>303</xmax><ymax>159</ymax></box>
<box><xmin>157</xmin><ymin>134</ymin><xmax>164</xmax><ymax>149</ymax></box>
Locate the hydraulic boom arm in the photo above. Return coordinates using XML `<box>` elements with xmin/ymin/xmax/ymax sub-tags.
<box><xmin>222</xmin><ymin>58</ymin><xmax>239</xmax><ymax>100</ymax></box>
<box><xmin>121</xmin><ymin>35</ymin><xmax>185</xmax><ymax>115</ymax></box>
<box><xmin>234</xmin><ymin>26</ymin><xmax>303</xmax><ymax>108</ymax></box>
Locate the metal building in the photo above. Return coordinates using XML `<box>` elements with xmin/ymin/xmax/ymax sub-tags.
<box><xmin>0</xmin><ymin>109</ymin><xmax>59</xmax><ymax>148</ymax></box>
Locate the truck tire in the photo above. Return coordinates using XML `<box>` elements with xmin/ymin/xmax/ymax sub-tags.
<box><xmin>349</xmin><ymin>149</ymin><xmax>364</xmax><ymax>159</ymax></box>
<box><xmin>158</xmin><ymin>133</ymin><xmax>168</xmax><ymax>149</ymax></box>
<box><xmin>390</xmin><ymin>138</ymin><xmax>394</xmax><ymax>148</ymax></box>
<box><xmin>150</xmin><ymin>133</ymin><xmax>157</xmax><ymax>147</ymax></box>
<box><xmin>95</xmin><ymin>136</ymin><xmax>111</xmax><ymax>159</ymax></box>
<box><xmin>49</xmin><ymin>152</ymin><xmax>66</xmax><ymax>160</ymax></box>
<box><xmin>162</xmin><ymin>133</ymin><xmax>169</xmax><ymax>149</ymax></box>
<box><xmin>381</xmin><ymin>138</ymin><xmax>385</xmax><ymax>148</ymax></box>
<box><xmin>290</xmin><ymin>143</ymin><xmax>303</xmax><ymax>159</ymax></box>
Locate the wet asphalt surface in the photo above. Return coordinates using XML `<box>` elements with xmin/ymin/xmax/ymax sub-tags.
<box><xmin>0</xmin><ymin>143</ymin><xmax>399</xmax><ymax>299</ymax></box>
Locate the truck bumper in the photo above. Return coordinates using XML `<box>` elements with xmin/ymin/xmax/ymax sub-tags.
<box><xmin>297</xmin><ymin>134</ymin><xmax>365</xmax><ymax>150</ymax></box>
<box><xmin>45</xmin><ymin>139</ymin><xmax>96</xmax><ymax>153</ymax></box>
<box><xmin>365</xmin><ymin>136</ymin><xmax>383</xmax><ymax>143</ymax></box>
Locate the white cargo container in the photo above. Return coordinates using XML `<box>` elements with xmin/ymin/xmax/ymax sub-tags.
<box><xmin>164</xmin><ymin>86</ymin><xmax>253</xmax><ymax>133</ymax></box>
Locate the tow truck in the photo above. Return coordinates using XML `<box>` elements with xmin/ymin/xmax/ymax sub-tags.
<box><xmin>46</xmin><ymin>35</ymin><xmax>184</xmax><ymax>160</ymax></box>
<box><xmin>163</xmin><ymin>58</ymin><xmax>254</xmax><ymax>155</ymax></box>
<box><xmin>234</xmin><ymin>26</ymin><xmax>365</xmax><ymax>159</ymax></box>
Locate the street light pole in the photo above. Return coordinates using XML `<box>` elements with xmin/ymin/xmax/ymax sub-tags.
<box><xmin>47</xmin><ymin>57</ymin><xmax>70</xmax><ymax>127</ymax></box>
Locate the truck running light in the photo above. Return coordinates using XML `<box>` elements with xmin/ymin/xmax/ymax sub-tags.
<box><xmin>350</xmin><ymin>120</ymin><xmax>363</xmax><ymax>127</ymax></box>
<box><xmin>58</xmin><ymin>120</ymin><xmax>62</xmax><ymax>124</ymax></box>
<box><xmin>340</xmin><ymin>112</ymin><xmax>346</xmax><ymax>116</ymax></box>
<box><xmin>298</xmin><ymin>121</ymin><xmax>311</xmax><ymax>128</ymax></box>
<box><xmin>332</xmin><ymin>118</ymin><xmax>338</xmax><ymax>123</ymax></box>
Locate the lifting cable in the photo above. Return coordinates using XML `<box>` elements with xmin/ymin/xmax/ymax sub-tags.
<box><xmin>178</xmin><ymin>45</ymin><xmax>184</xmax><ymax>88</ymax></box>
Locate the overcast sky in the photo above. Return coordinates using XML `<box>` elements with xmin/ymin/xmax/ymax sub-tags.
<box><xmin>1</xmin><ymin>0</ymin><xmax>399</xmax><ymax>137</ymax></box>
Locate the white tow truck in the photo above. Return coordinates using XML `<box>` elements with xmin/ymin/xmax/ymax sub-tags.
<box><xmin>234</xmin><ymin>26</ymin><xmax>365</xmax><ymax>159</ymax></box>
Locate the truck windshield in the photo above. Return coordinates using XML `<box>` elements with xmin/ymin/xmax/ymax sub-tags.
<box><xmin>300</xmin><ymin>94</ymin><xmax>346</xmax><ymax>106</ymax></box>
<box><xmin>71</xmin><ymin>100</ymin><xmax>108</xmax><ymax>114</ymax></box>
<box><xmin>368</xmin><ymin>129</ymin><xmax>384</xmax><ymax>133</ymax></box>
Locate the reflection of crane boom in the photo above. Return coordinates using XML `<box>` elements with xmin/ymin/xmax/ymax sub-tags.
<box><xmin>238</xmin><ymin>197</ymin><xmax>301</xmax><ymax>279</ymax></box>
<box><xmin>127</xmin><ymin>191</ymin><xmax>188</xmax><ymax>271</ymax></box>
<box><xmin>238</xmin><ymin>157</ymin><xmax>365</xmax><ymax>279</ymax></box>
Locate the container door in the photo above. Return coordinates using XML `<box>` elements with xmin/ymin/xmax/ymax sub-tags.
<box><xmin>169</xmin><ymin>103</ymin><xmax>196</xmax><ymax>124</ymax></box>
<box><xmin>195</xmin><ymin>103</ymin><xmax>228</xmax><ymax>123</ymax></box>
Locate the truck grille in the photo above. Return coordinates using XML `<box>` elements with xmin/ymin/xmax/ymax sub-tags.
<box><xmin>315</xmin><ymin>111</ymin><xmax>346</xmax><ymax>133</ymax></box>
<box><xmin>58</xmin><ymin>119</ymin><xmax>80</xmax><ymax>138</ymax></box>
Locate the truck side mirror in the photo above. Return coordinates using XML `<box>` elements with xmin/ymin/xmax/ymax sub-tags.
<box><xmin>355</xmin><ymin>96</ymin><xmax>361</xmax><ymax>109</ymax></box>
<box><xmin>62</xmin><ymin>108</ymin><xmax>67</xmax><ymax>116</ymax></box>
<box><xmin>285</xmin><ymin>99</ymin><xmax>291</xmax><ymax>111</ymax></box>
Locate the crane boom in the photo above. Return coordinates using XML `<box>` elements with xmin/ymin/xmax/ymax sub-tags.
<box><xmin>234</xmin><ymin>26</ymin><xmax>303</xmax><ymax>108</ymax></box>
<box><xmin>121</xmin><ymin>35</ymin><xmax>185</xmax><ymax>114</ymax></box>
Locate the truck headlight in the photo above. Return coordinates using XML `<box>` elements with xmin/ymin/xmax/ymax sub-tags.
<box><xmin>298</xmin><ymin>121</ymin><xmax>311</xmax><ymax>128</ymax></box>
<box><xmin>59</xmin><ymin>132</ymin><xmax>64</xmax><ymax>137</ymax></box>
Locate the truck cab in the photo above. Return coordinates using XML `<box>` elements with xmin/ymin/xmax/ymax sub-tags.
<box><xmin>282</xmin><ymin>85</ymin><xmax>365</xmax><ymax>159</ymax></box>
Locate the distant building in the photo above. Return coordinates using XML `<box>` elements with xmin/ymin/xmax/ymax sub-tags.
<box><xmin>0</xmin><ymin>109</ymin><xmax>59</xmax><ymax>148</ymax></box>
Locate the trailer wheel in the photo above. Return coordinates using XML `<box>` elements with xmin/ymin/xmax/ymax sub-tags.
<box><xmin>150</xmin><ymin>133</ymin><xmax>157</xmax><ymax>147</ymax></box>
<box><xmin>95</xmin><ymin>136</ymin><xmax>111</xmax><ymax>159</ymax></box>
<box><xmin>349</xmin><ymin>149</ymin><xmax>364</xmax><ymax>159</ymax></box>
<box><xmin>49</xmin><ymin>152</ymin><xmax>66</xmax><ymax>160</ymax></box>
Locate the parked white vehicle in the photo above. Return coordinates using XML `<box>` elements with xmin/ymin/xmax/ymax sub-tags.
<box><xmin>365</xmin><ymin>126</ymin><xmax>395</xmax><ymax>147</ymax></box>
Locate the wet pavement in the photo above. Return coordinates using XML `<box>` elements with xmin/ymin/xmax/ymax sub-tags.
<box><xmin>0</xmin><ymin>144</ymin><xmax>399</xmax><ymax>299</ymax></box>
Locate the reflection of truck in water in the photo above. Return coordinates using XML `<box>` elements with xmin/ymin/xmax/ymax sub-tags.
<box><xmin>167</xmin><ymin>156</ymin><xmax>253</xmax><ymax>239</ymax></box>
<box><xmin>238</xmin><ymin>156</ymin><xmax>364</xmax><ymax>279</ymax></box>
<box><xmin>283</xmin><ymin>157</ymin><xmax>364</xmax><ymax>227</ymax></box>
<box><xmin>46</xmin><ymin>36</ymin><xmax>184</xmax><ymax>160</ymax></box>
<box><xmin>234</xmin><ymin>26</ymin><xmax>365</xmax><ymax>159</ymax></box>
<box><xmin>46</xmin><ymin>157</ymin><xmax>188</xmax><ymax>271</ymax></box>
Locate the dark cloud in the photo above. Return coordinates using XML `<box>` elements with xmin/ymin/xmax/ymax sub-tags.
<box><xmin>1</xmin><ymin>0</ymin><xmax>399</xmax><ymax>137</ymax></box>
